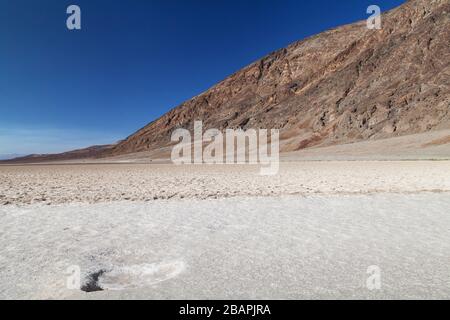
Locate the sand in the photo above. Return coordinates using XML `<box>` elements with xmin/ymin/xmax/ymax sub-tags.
<box><xmin>1</xmin><ymin>161</ymin><xmax>450</xmax><ymax>299</ymax></box>
<box><xmin>282</xmin><ymin>130</ymin><xmax>450</xmax><ymax>161</ymax></box>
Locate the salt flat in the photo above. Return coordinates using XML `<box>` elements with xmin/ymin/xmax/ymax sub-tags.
<box><xmin>1</xmin><ymin>161</ymin><xmax>450</xmax><ymax>299</ymax></box>
<box><xmin>1</xmin><ymin>161</ymin><xmax>450</xmax><ymax>205</ymax></box>
<box><xmin>0</xmin><ymin>193</ymin><xmax>449</xmax><ymax>300</ymax></box>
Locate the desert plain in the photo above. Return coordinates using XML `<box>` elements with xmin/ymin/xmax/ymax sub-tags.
<box><xmin>1</xmin><ymin>146</ymin><xmax>450</xmax><ymax>299</ymax></box>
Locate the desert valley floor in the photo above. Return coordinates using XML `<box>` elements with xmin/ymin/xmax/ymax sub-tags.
<box><xmin>1</xmin><ymin>160</ymin><xmax>450</xmax><ymax>299</ymax></box>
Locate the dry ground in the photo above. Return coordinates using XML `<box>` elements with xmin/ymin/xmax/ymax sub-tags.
<box><xmin>1</xmin><ymin>161</ymin><xmax>450</xmax><ymax>206</ymax></box>
<box><xmin>1</xmin><ymin>160</ymin><xmax>449</xmax><ymax>299</ymax></box>
<box><xmin>1</xmin><ymin>193</ymin><xmax>450</xmax><ymax>299</ymax></box>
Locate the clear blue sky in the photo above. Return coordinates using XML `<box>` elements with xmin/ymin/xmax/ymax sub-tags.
<box><xmin>0</xmin><ymin>0</ymin><xmax>405</xmax><ymax>156</ymax></box>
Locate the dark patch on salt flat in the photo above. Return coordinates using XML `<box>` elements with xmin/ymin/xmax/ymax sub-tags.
<box><xmin>80</xmin><ymin>269</ymin><xmax>107</xmax><ymax>293</ymax></box>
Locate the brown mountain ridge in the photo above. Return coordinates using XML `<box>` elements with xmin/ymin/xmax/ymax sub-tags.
<box><xmin>109</xmin><ymin>0</ymin><xmax>450</xmax><ymax>156</ymax></box>
<box><xmin>4</xmin><ymin>0</ymin><xmax>450</xmax><ymax>163</ymax></box>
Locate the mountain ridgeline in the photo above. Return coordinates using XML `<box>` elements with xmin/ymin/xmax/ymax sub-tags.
<box><xmin>108</xmin><ymin>0</ymin><xmax>449</xmax><ymax>156</ymax></box>
<box><xmin>4</xmin><ymin>0</ymin><xmax>450</xmax><ymax>163</ymax></box>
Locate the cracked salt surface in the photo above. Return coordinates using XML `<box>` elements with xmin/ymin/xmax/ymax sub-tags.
<box><xmin>1</xmin><ymin>193</ymin><xmax>450</xmax><ymax>299</ymax></box>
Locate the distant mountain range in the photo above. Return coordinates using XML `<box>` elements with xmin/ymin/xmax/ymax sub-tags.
<box><xmin>0</xmin><ymin>145</ymin><xmax>115</xmax><ymax>164</ymax></box>
<box><xmin>0</xmin><ymin>154</ymin><xmax>27</xmax><ymax>161</ymax></box>
<box><xmin>3</xmin><ymin>0</ymin><xmax>450</xmax><ymax>163</ymax></box>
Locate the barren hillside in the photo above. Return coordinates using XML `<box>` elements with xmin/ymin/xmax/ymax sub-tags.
<box><xmin>3</xmin><ymin>0</ymin><xmax>449</xmax><ymax>163</ymax></box>
<box><xmin>107</xmin><ymin>0</ymin><xmax>449</xmax><ymax>156</ymax></box>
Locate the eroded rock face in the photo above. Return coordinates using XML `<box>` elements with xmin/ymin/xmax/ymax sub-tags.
<box><xmin>108</xmin><ymin>0</ymin><xmax>449</xmax><ymax>156</ymax></box>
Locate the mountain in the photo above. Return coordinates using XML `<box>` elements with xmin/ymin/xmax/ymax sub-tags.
<box><xmin>4</xmin><ymin>0</ymin><xmax>450</xmax><ymax>163</ymax></box>
<box><xmin>0</xmin><ymin>154</ymin><xmax>26</xmax><ymax>161</ymax></box>
<box><xmin>0</xmin><ymin>145</ymin><xmax>115</xmax><ymax>164</ymax></box>
<box><xmin>106</xmin><ymin>0</ymin><xmax>450</xmax><ymax>156</ymax></box>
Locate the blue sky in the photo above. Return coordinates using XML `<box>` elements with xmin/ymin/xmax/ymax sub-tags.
<box><xmin>0</xmin><ymin>0</ymin><xmax>405</xmax><ymax>156</ymax></box>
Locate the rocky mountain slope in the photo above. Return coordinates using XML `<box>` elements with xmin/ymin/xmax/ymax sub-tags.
<box><xmin>108</xmin><ymin>0</ymin><xmax>450</xmax><ymax>156</ymax></box>
<box><xmin>3</xmin><ymin>0</ymin><xmax>449</xmax><ymax>163</ymax></box>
